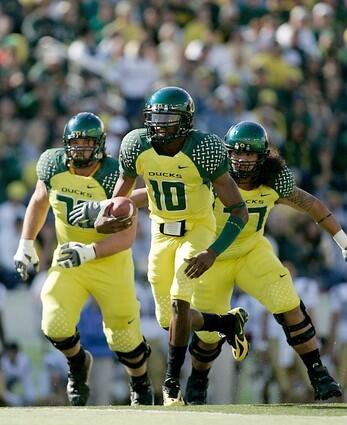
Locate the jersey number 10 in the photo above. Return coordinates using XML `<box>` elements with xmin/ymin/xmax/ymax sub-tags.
<box><xmin>149</xmin><ymin>180</ymin><xmax>187</xmax><ymax>211</ymax></box>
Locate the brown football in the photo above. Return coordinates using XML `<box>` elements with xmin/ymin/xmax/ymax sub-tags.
<box><xmin>105</xmin><ymin>197</ymin><xmax>136</xmax><ymax>218</ymax></box>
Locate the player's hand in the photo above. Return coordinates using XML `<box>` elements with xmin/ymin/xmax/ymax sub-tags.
<box><xmin>14</xmin><ymin>239</ymin><xmax>40</xmax><ymax>281</ymax></box>
<box><xmin>95</xmin><ymin>214</ymin><xmax>134</xmax><ymax>234</ymax></box>
<box><xmin>342</xmin><ymin>248</ymin><xmax>347</xmax><ymax>261</ymax></box>
<box><xmin>57</xmin><ymin>242</ymin><xmax>96</xmax><ymax>268</ymax></box>
<box><xmin>184</xmin><ymin>248</ymin><xmax>218</xmax><ymax>279</ymax></box>
<box><xmin>69</xmin><ymin>201</ymin><xmax>109</xmax><ymax>228</ymax></box>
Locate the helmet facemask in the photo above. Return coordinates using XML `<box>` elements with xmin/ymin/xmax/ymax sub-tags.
<box><xmin>144</xmin><ymin>108</ymin><xmax>192</xmax><ymax>143</ymax></box>
<box><xmin>223</xmin><ymin>121</ymin><xmax>270</xmax><ymax>182</ymax></box>
<box><xmin>227</xmin><ymin>147</ymin><xmax>267</xmax><ymax>181</ymax></box>
<box><xmin>63</xmin><ymin>112</ymin><xmax>106</xmax><ymax>168</ymax></box>
<box><xmin>64</xmin><ymin>136</ymin><xmax>105</xmax><ymax>168</ymax></box>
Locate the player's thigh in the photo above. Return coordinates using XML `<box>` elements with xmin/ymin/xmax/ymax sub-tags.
<box><xmin>193</xmin><ymin>259</ymin><xmax>235</xmax><ymax>345</ymax></box>
<box><xmin>41</xmin><ymin>266</ymin><xmax>89</xmax><ymax>338</ymax></box>
<box><xmin>171</xmin><ymin>224</ymin><xmax>215</xmax><ymax>303</ymax></box>
<box><xmin>192</xmin><ymin>259</ymin><xmax>234</xmax><ymax>314</ymax></box>
<box><xmin>147</xmin><ymin>230</ymin><xmax>177</xmax><ymax>328</ymax></box>
<box><xmin>90</xmin><ymin>252</ymin><xmax>143</xmax><ymax>352</ymax></box>
<box><xmin>236</xmin><ymin>241</ymin><xmax>300</xmax><ymax>314</ymax></box>
<box><xmin>91</xmin><ymin>251</ymin><xmax>139</xmax><ymax>319</ymax></box>
<box><xmin>148</xmin><ymin>225</ymin><xmax>176</xmax><ymax>290</ymax></box>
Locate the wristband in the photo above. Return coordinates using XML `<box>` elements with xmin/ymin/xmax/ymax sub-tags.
<box><xmin>84</xmin><ymin>243</ymin><xmax>97</xmax><ymax>262</ymax></box>
<box><xmin>19</xmin><ymin>239</ymin><xmax>35</xmax><ymax>249</ymax></box>
<box><xmin>209</xmin><ymin>215</ymin><xmax>245</xmax><ymax>255</ymax></box>
<box><xmin>333</xmin><ymin>230</ymin><xmax>347</xmax><ymax>250</ymax></box>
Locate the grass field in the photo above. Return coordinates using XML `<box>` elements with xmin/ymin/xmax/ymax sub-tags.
<box><xmin>1</xmin><ymin>404</ymin><xmax>346</xmax><ymax>425</ymax></box>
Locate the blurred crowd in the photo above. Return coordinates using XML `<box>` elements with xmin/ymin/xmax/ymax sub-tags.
<box><xmin>0</xmin><ymin>0</ymin><xmax>347</xmax><ymax>405</ymax></box>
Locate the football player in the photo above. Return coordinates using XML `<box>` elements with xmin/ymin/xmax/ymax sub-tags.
<box><xmin>185</xmin><ymin>121</ymin><xmax>343</xmax><ymax>404</ymax></box>
<box><xmin>14</xmin><ymin>112</ymin><xmax>154</xmax><ymax>406</ymax></box>
<box><xmin>69</xmin><ymin>87</ymin><xmax>250</xmax><ymax>406</ymax></box>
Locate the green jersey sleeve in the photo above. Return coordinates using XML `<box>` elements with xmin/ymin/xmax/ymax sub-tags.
<box><xmin>36</xmin><ymin>148</ymin><xmax>68</xmax><ymax>190</ymax></box>
<box><xmin>93</xmin><ymin>156</ymin><xmax>120</xmax><ymax>199</ymax></box>
<box><xmin>119</xmin><ymin>129</ymin><xmax>150</xmax><ymax>178</ymax></box>
<box><xmin>185</xmin><ymin>131</ymin><xmax>229</xmax><ymax>181</ymax></box>
<box><xmin>271</xmin><ymin>166</ymin><xmax>295</xmax><ymax>198</ymax></box>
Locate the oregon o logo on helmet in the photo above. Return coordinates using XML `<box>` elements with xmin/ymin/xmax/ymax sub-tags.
<box><xmin>72</xmin><ymin>131</ymin><xmax>82</xmax><ymax>138</ymax></box>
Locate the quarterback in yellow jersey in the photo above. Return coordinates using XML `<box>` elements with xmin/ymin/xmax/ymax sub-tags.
<box><xmin>70</xmin><ymin>87</ymin><xmax>249</xmax><ymax>406</ymax></box>
<box><xmin>185</xmin><ymin>121</ymin><xmax>343</xmax><ymax>404</ymax></box>
<box><xmin>13</xmin><ymin>112</ymin><xmax>154</xmax><ymax>406</ymax></box>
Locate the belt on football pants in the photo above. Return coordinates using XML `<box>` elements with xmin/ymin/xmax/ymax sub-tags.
<box><xmin>159</xmin><ymin>220</ymin><xmax>186</xmax><ymax>236</ymax></box>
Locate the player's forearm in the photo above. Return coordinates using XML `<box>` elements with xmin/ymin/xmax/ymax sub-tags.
<box><xmin>94</xmin><ymin>218</ymin><xmax>137</xmax><ymax>258</ymax></box>
<box><xmin>296</xmin><ymin>196</ymin><xmax>347</xmax><ymax>250</ymax></box>
<box><xmin>130</xmin><ymin>188</ymin><xmax>148</xmax><ymax>208</ymax></box>
<box><xmin>208</xmin><ymin>211</ymin><xmax>246</xmax><ymax>255</ymax></box>
<box><xmin>112</xmin><ymin>173</ymin><xmax>136</xmax><ymax>197</ymax></box>
<box><xmin>21</xmin><ymin>193</ymin><xmax>50</xmax><ymax>240</ymax></box>
<box><xmin>303</xmin><ymin>198</ymin><xmax>341</xmax><ymax>236</ymax></box>
<box><xmin>279</xmin><ymin>188</ymin><xmax>342</xmax><ymax>236</ymax></box>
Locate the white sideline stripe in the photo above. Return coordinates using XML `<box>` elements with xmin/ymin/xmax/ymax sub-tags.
<box><xmin>73</xmin><ymin>408</ymin><xmax>347</xmax><ymax>422</ymax></box>
<box><xmin>1</xmin><ymin>408</ymin><xmax>346</xmax><ymax>425</ymax></box>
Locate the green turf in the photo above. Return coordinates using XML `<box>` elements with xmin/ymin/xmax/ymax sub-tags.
<box><xmin>0</xmin><ymin>405</ymin><xmax>346</xmax><ymax>425</ymax></box>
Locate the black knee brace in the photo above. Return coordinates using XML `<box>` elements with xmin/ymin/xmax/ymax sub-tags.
<box><xmin>189</xmin><ymin>333</ymin><xmax>225</xmax><ymax>363</ymax></box>
<box><xmin>45</xmin><ymin>330</ymin><xmax>80</xmax><ymax>351</ymax></box>
<box><xmin>115</xmin><ymin>338</ymin><xmax>151</xmax><ymax>369</ymax></box>
<box><xmin>273</xmin><ymin>300</ymin><xmax>316</xmax><ymax>346</ymax></box>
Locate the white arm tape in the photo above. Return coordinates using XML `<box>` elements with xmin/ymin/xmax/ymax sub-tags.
<box><xmin>333</xmin><ymin>229</ymin><xmax>347</xmax><ymax>249</ymax></box>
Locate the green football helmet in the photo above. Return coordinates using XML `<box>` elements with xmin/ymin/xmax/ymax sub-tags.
<box><xmin>224</xmin><ymin>121</ymin><xmax>269</xmax><ymax>179</ymax></box>
<box><xmin>63</xmin><ymin>112</ymin><xmax>106</xmax><ymax>167</ymax></box>
<box><xmin>144</xmin><ymin>86</ymin><xmax>195</xmax><ymax>143</ymax></box>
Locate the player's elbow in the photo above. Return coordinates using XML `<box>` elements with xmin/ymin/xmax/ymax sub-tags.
<box><xmin>233</xmin><ymin>204</ymin><xmax>249</xmax><ymax>225</ymax></box>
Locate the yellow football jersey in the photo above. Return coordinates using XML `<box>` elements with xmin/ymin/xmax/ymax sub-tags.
<box><xmin>119</xmin><ymin>128</ymin><xmax>229</xmax><ymax>228</ymax></box>
<box><xmin>214</xmin><ymin>167</ymin><xmax>295</xmax><ymax>259</ymax></box>
<box><xmin>36</xmin><ymin>148</ymin><xmax>119</xmax><ymax>246</ymax></box>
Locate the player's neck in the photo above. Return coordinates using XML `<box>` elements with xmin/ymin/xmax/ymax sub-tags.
<box><xmin>70</xmin><ymin>161</ymin><xmax>100</xmax><ymax>177</ymax></box>
<box><xmin>152</xmin><ymin>137</ymin><xmax>185</xmax><ymax>156</ymax></box>
<box><xmin>238</xmin><ymin>180</ymin><xmax>257</xmax><ymax>191</ymax></box>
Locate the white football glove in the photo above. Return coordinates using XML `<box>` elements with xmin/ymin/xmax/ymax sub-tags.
<box><xmin>69</xmin><ymin>200</ymin><xmax>110</xmax><ymax>228</ymax></box>
<box><xmin>57</xmin><ymin>242</ymin><xmax>96</xmax><ymax>268</ymax></box>
<box><xmin>14</xmin><ymin>239</ymin><xmax>40</xmax><ymax>281</ymax></box>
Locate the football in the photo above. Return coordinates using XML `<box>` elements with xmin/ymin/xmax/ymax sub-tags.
<box><xmin>105</xmin><ymin>196</ymin><xmax>136</xmax><ymax>218</ymax></box>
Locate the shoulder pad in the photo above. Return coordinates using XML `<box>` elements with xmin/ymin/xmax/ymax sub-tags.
<box><xmin>94</xmin><ymin>156</ymin><xmax>120</xmax><ymax>199</ymax></box>
<box><xmin>272</xmin><ymin>166</ymin><xmax>295</xmax><ymax>198</ymax></box>
<box><xmin>36</xmin><ymin>149</ymin><xmax>67</xmax><ymax>188</ymax></box>
<box><xmin>120</xmin><ymin>129</ymin><xmax>149</xmax><ymax>177</ymax></box>
<box><xmin>188</xmin><ymin>131</ymin><xmax>228</xmax><ymax>180</ymax></box>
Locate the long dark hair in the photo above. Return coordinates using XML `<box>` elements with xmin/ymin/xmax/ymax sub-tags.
<box><xmin>256</xmin><ymin>146</ymin><xmax>286</xmax><ymax>187</ymax></box>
